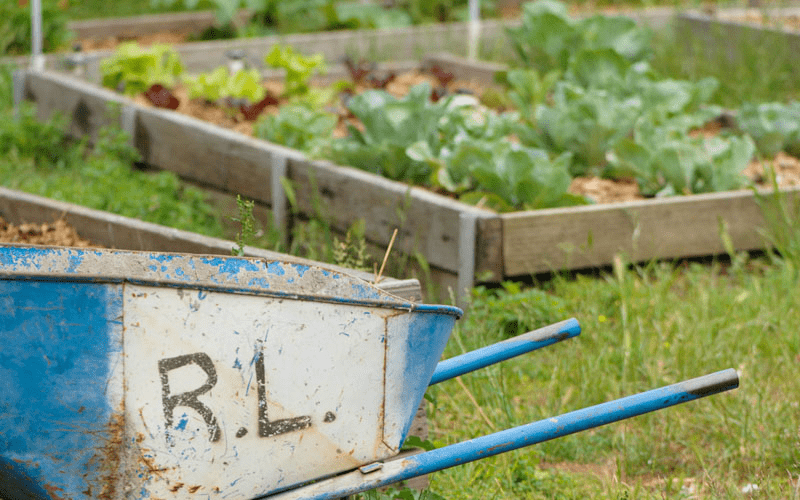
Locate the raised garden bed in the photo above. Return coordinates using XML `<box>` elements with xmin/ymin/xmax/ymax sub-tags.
<box><xmin>674</xmin><ymin>7</ymin><xmax>800</xmax><ymax>75</ymax></box>
<box><xmin>18</xmin><ymin>57</ymin><xmax>800</xmax><ymax>297</ymax></box>
<box><xmin>16</xmin><ymin>1</ymin><xmax>800</xmax><ymax>297</ymax></box>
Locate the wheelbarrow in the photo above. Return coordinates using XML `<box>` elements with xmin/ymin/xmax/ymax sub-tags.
<box><xmin>0</xmin><ymin>245</ymin><xmax>739</xmax><ymax>499</ymax></box>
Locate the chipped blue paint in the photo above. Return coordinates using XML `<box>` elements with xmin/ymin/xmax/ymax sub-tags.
<box><xmin>0</xmin><ymin>280</ymin><xmax>123</xmax><ymax>497</ymax></box>
<box><xmin>291</xmin><ymin>263</ymin><xmax>310</xmax><ymax>277</ymax></box>
<box><xmin>0</xmin><ymin>245</ymin><xmax>83</xmax><ymax>273</ymax></box>
<box><xmin>393</xmin><ymin>312</ymin><xmax>456</xmax><ymax>445</ymax></box>
<box><xmin>267</xmin><ymin>261</ymin><xmax>286</xmax><ymax>276</ymax></box>
<box><xmin>429</xmin><ymin>319</ymin><xmax>581</xmax><ymax>386</ymax></box>
<box><xmin>201</xmin><ymin>256</ymin><xmax>262</xmax><ymax>281</ymax></box>
<box><xmin>247</xmin><ymin>277</ymin><xmax>272</xmax><ymax>288</ymax></box>
<box><xmin>176</xmin><ymin>414</ymin><xmax>189</xmax><ymax>431</ymax></box>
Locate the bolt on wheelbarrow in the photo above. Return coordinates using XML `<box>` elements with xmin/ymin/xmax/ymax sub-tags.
<box><xmin>0</xmin><ymin>245</ymin><xmax>738</xmax><ymax>499</ymax></box>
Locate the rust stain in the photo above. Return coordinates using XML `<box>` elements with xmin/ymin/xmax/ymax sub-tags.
<box><xmin>138</xmin><ymin>407</ymin><xmax>152</xmax><ymax>438</ymax></box>
<box><xmin>83</xmin><ymin>403</ymin><xmax>125</xmax><ymax>500</ymax></box>
<box><xmin>139</xmin><ymin>451</ymin><xmax>171</xmax><ymax>478</ymax></box>
<box><xmin>378</xmin><ymin>315</ymin><xmax>388</xmax><ymax>455</ymax></box>
<box><xmin>169</xmin><ymin>482</ymin><xmax>184</xmax><ymax>492</ymax></box>
<box><xmin>43</xmin><ymin>483</ymin><xmax>66</xmax><ymax>500</ymax></box>
<box><xmin>187</xmin><ymin>485</ymin><xmax>202</xmax><ymax>493</ymax></box>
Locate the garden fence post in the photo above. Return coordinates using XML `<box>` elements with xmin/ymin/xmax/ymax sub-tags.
<box><xmin>468</xmin><ymin>0</ymin><xmax>481</xmax><ymax>60</ymax></box>
<box><xmin>270</xmin><ymin>152</ymin><xmax>290</xmax><ymax>249</ymax></box>
<box><xmin>30</xmin><ymin>0</ymin><xmax>45</xmax><ymax>71</ymax></box>
<box><xmin>458</xmin><ymin>212</ymin><xmax>478</xmax><ymax>309</ymax></box>
<box><xmin>120</xmin><ymin>106</ymin><xmax>138</xmax><ymax>151</ymax></box>
<box><xmin>12</xmin><ymin>70</ymin><xmax>26</xmax><ymax>121</ymax></box>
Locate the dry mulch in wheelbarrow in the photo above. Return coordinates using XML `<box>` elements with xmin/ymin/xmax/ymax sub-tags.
<box><xmin>0</xmin><ymin>217</ymin><xmax>96</xmax><ymax>247</ymax></box>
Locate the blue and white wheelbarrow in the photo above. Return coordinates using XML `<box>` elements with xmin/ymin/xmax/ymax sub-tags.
<box><xmin>0</xmin><ymin>245</ymin><xmax>738</xmax><ymax>499</ymax></box>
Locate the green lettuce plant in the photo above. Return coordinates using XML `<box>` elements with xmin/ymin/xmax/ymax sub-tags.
<box><xmin>254</xmin><ymin>104</ymin><xmax>336</xmax><ymax>152</ymax></box>
<box><xmin>736</xmin><ymin>101</ymin><xmax>800</xmax><ymax>157</ymax></box>
<box><xmin>100</xmin><ymin>42</ymin><xmax>184</xmax><ymax>96</ymax></box>
<box><xmin>264</xmin><ymin>45</ymin><xmax>326</xmax><ymax>98</ymax></box>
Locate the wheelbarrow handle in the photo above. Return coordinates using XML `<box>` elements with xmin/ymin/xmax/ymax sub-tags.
<box><xmin>428</xmin><ymin>318</ymin><xmax>580</xmax><ymax>386</ymax></box>
<box><xmin>269</xmin><ymin>368</ymin><xmax>739</xmax><ymax>499</ymax></box>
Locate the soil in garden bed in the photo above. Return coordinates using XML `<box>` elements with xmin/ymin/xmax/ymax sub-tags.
<box><xmin>0</xmin><ymin>217</ymin><xmax>96</xmax><ymax>247</ymax></box>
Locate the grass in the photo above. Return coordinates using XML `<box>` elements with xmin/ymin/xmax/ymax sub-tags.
<box><xmin>63</xmin><ymin>0</ymin><xmax>218</xmax><ymax>21</ymax></box>
<box><xmin>649</xmin><ymin>19</ymin><xmax>800</xmax><ymax>108</ymax></box>
<box><xmin>425</xmin><ymin>252</ymin><xmax>800</xmax><ymax>498</ymax></box>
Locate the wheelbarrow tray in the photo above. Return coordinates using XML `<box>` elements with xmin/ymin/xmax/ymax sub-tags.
<box><xmin>0</xmin><ymin>245</ymin><xmax>460</xmax><ymax>499</ymax></box>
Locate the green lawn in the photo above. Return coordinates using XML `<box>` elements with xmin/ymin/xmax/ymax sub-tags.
<box><xmin>425</xmin><ymin>249</ymin><xmax>800</xmax><ymax>498</ymax></box>
<box><xmin>64</xmin><ymin>0</ymin><xmax>217</xmax><ymax>20</ymax></box>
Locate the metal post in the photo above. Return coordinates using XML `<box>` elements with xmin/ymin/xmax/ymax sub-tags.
<box><xmin>271</xmin><ymin>152</ymin><xmax>289</xmax><ymax>249</ymax></box>
<box><xmin>457</xmin><ymin>212</ymin><xmax>477</xmax><ymax>309</ymax></box>
<box><xmin>270</xmin><ymin>369</ymin><xmax>739</xmax><ymax>499</ymax></box>
<box><xmin>120</xmin><ymin>106</ymin><xmax>138</xmax><ymax>150</ymax></box>
<box><xmin>12</xmin><ymin>70</ymin><xmax>26</xmax><ymax>121</ymax></box>
<box><xmin>30</xmin><ymin>0</ymin><xmax>45</xmax><ymax>70</ymax></box>
<box><xmin>467</xmin><ymin>0</ymin><xmax>481</xmax><ymax>60</ymax></box>
<box><xmin>429</xmin><ymin>318</ymin><xmax>580</xmax><ymax>385</ymax></box>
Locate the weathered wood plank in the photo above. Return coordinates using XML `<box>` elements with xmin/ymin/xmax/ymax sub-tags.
<box><xmin>287</xmin><ymin>157</ymin><xmax>498</xmax><ymax>275</ymax></box>
<box><xmin>502</xmin><ymin>188</ymin><xmax>800</xmax><ymax>276</ymax></box>
<box><xmin>68</xmin><ymin>10</ymin><xmax>252</xmax><ymax>39</ymax></box>
<box><xmin>0</xmin><ymin>186</ymin><xmax>420</xmax><ymax>299</ymax></box>
<box><xmin>24</xmin><ymin>70</ymin><xmax>126</xmax><ymax>141</ymax></box>
<box><xmin>423</xmin><ymin>53</ymin><xmax>506</xmax><ymax>86</ymax></box>
<box><xmin>133</xmin><ymin>105</ymin><xmax>298</xmax><ymax>204</ymax></box>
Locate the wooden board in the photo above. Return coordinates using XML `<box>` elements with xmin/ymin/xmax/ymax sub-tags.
<box><xmin>288</xmin><ymin>157</ymin><xmax>500</xmax><ymax>278</ymax></box>
<box><xmin>502</xmin><ymin>188</ymin><xmax>800</xmax><ymax>276</ymax></box>
<box><xmin>67</xmin><ymin>10</ymin><xmax>252</xmax><ymax>39</ymax></box>
<box><xmin>0</xmin><ymin>186</ymin><xmax>421</xmax><ymax>300</ymax></box>
<box><xmin>24</xmin><ymin>68</ymin><xmax>126</xmax><ymax>142</ymax></box>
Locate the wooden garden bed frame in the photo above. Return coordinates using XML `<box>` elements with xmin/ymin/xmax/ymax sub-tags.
<box><xmin>14</xmin><ymin>25</ymin><xmax>800</xmax><ymax>297</ymax></box>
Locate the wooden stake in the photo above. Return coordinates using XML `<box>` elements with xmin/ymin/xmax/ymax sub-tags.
<box><xmin>374</xmin><ymin>228</ymin><xmax>398</xmax><ymax>284</ymax></box>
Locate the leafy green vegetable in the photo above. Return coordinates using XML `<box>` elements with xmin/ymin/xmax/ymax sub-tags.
<box><xmin>528</xmin><ymin>82</ymin><xmax>643</xmax><ymax>175</ymax></box>
<box><xmin>184</xmin><ymin>66</ymin><xmax>229</xmax><ymax>102</ymax></box>
<box><xmin>264</xmin><ymin>45</ymin><xmax>325</xmax><ymax>98</ymax></box>
<box><xmin>408</xmin><ymin>137</ymin><xmax>581</xmax><ymax>211</ymax></box>
<box><xmin>254</xmin><ymin>103</ymin><xmax>336</xmax><ymax>152</ymax></box>
<box><xmin>328</xmin><ymin>83</ymin><xmax>456</xmax><ymax>183</ymax></box>
<box><xmin>184</xmin><ymin>66</ymin><xmax>267</xmax><ymax>103</ymax></box>
<box><xmin>506</xmin><ymin>0</ymin><xmax>651</xmax><ymax>74</ymax></box>
<box><xmin>608</xmin><ymin>119</ymin><xmax>756</xmax><ymax>196</ymax></box>
<box><xmin>100</xmin><ymin>42</ymin><xmax>184</xmax><ymax>96</ymax></box>
<box><xmin>737</xmin><ymin>101</ymin><xmax>800</xmax><ymax>157</ymax></box>
<box><xmin>502</xmin><ymin>68</ymin><xmax>561</xmax><ymax>124</ymax></box>
<box><xmin>224</xmin><ymin>68</ymin><xmax>266</xmax><ymax>102</ymax></box>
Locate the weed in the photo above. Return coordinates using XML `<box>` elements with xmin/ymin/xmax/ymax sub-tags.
<box><xmin>332</xmin><ymin>219</ymin><xmax>370</xmax><ymax>272</ymax></box>
<box><xmin>229</xmin><ymin>194</ymin><xmax>256</xmax><ymax>256</ymax></box>
<box><xmin>754</xmin><ymin>166</ymin><xmax>800</xmax><ymax>271</ymax></box>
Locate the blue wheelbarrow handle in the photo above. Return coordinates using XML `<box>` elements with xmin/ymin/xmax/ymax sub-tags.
<box><xmin>429</xmin><ymin>318</ymin><xmax>581</xmax><ymax>386</ymax></box>
<box><xmin>266</xmin><ymin>368</ymin><xmax>739</xmax><ymax>499</ymax></box>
